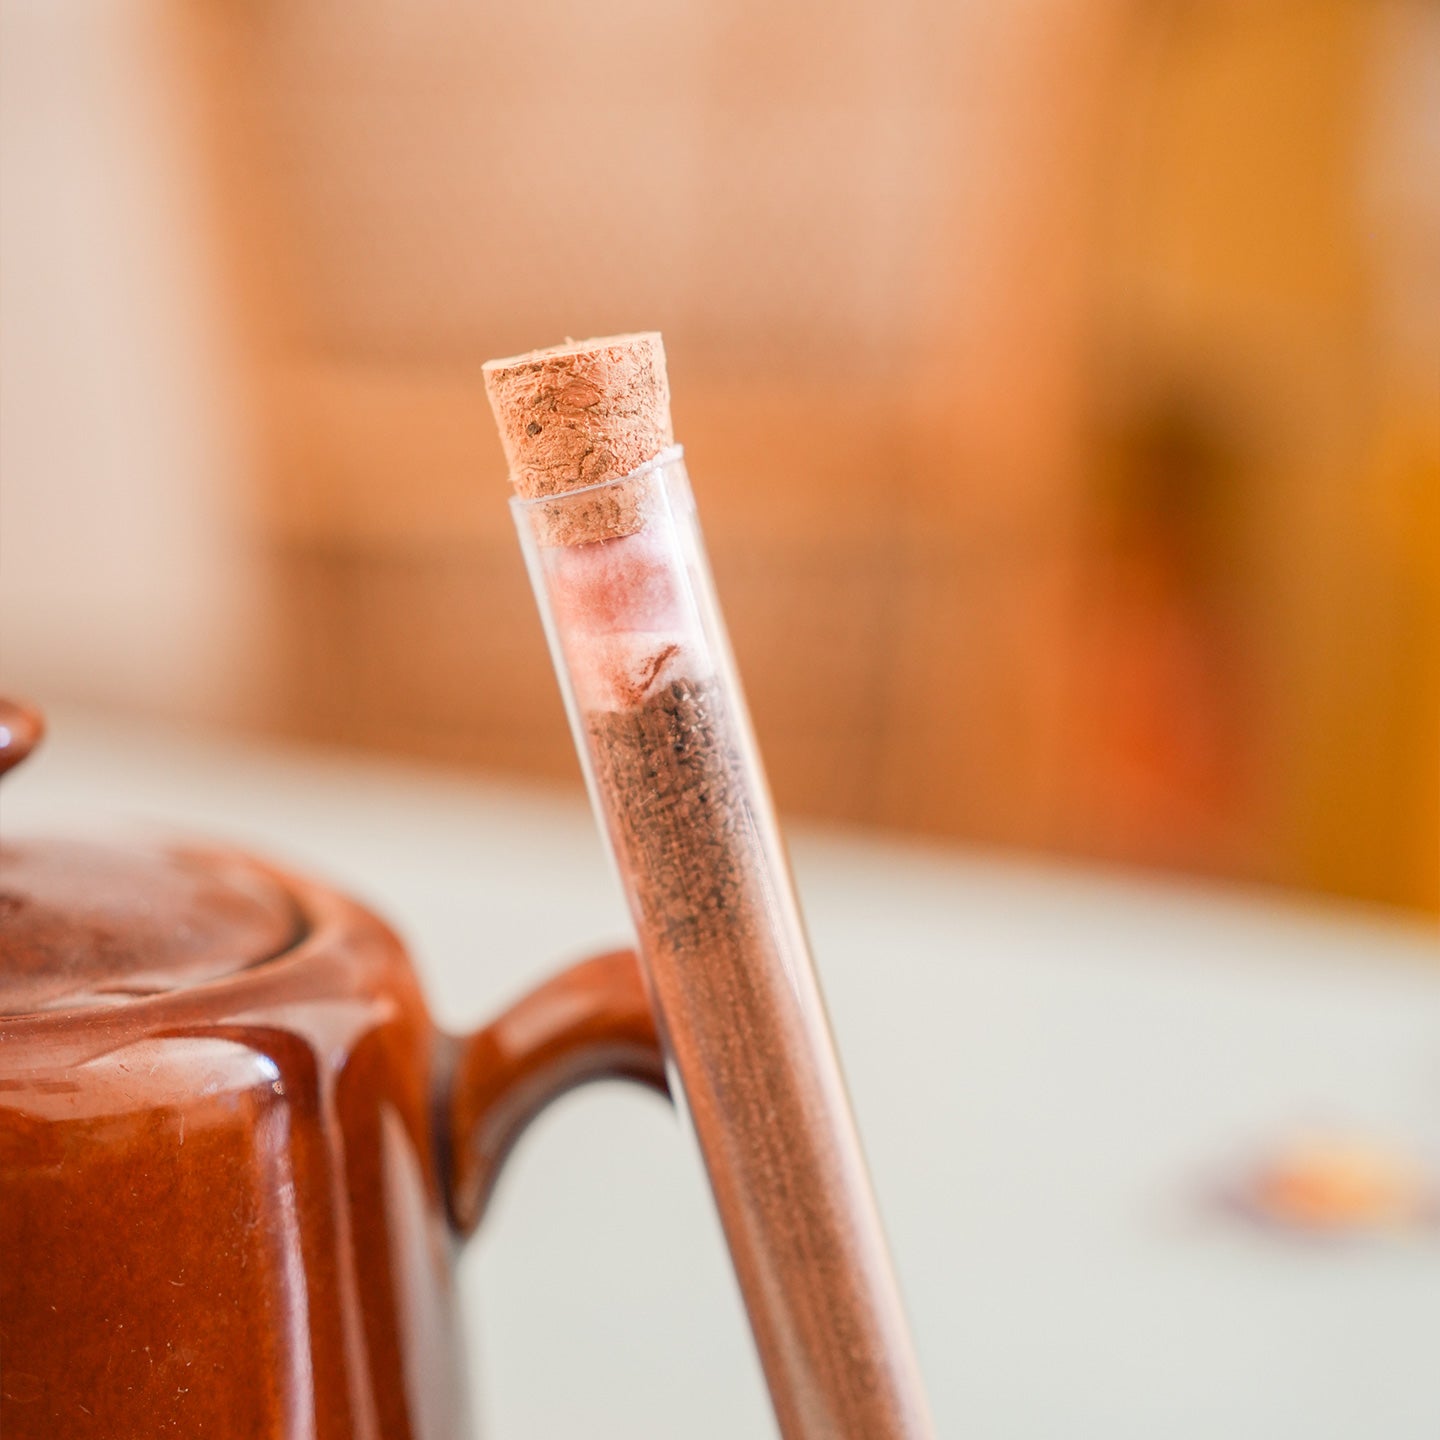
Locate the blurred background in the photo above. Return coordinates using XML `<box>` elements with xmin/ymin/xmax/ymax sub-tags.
<box><xmin>2</xmin><ymin>0</ymin><xmax>1437</xmax><ymax>916</ymax></box>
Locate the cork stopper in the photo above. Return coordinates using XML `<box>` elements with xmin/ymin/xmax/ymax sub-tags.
<box><xmin>483</xmin><ymin>333</ymin><xmax>674</xmax><ymax>545</ymax></box>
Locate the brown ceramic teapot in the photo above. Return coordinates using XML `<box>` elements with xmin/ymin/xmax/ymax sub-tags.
<box><xmin>0</xmin><ymin>701</ymin><xmax>669</xmax><ymax>1438</ymax></box>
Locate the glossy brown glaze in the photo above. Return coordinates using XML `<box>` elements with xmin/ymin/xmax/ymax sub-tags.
<box><xmin>445</xmin><ymin>949</ymin><xmax>667</xmax><ymax>1235</ymax></box>
<box><xmin>0</xmin><ymin>712</ymin><xmax>666</xmax><ymax>1439</ymax></box>
<box><xmin>0</xmin><ymin>698</ymin><xmax>44</xmax><ymax>776</ymax></box>
<box><xmin>0</xmin><ymin>838</ymin><xmax>303</xmax><ymax>1013</ymax></box>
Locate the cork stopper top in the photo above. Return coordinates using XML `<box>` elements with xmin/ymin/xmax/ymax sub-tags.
<box><xmin>483</xmin><ymin>333</ymin><xmax>674</xmax><ymax>545</ymax></box>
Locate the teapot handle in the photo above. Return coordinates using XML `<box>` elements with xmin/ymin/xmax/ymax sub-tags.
<box><xmin>441</xmin><ymin>949</ymin><xmax>668</xmax><ymax>1234</ymax></box>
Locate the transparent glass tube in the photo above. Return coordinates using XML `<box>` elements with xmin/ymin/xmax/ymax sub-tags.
<box><xmin>513</xmin><ymin>449</ymin><xmax>933</xmax><ymax>1440</ymax></box>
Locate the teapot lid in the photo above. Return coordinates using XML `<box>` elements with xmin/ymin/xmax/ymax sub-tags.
<box><xmin>0</xmin><ymin>701</ymin><xmax>304</xmax><ymax>1015</ymax></box>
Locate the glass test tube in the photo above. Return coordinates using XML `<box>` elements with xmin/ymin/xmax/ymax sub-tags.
<box><xmin>513</xmin><ymin>449</ymin><xmax>934</xmax><ymax>1440</ymax></box>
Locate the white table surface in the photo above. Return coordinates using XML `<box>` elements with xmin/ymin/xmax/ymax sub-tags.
<box><xmin>6</xmin><ymin>707</ymin><xmax>1439</xmax><ymax>1440</ymax></box>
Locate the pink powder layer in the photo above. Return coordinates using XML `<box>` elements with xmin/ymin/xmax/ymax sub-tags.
<box><xmin>544</xmin><ymin>529</ymin><xmax>689</xmax><ymax>634</ymax></box>
<box><xmin>545</xmin><ymin>529</ymin><xmax>709</xmax><ymax>710</ymax></box>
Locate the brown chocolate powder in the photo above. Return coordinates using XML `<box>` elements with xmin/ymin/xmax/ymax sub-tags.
<box><xmin>586</xmin><ymin>678</ymin><xmax>929</xmax><ymax>1439</ymax></box>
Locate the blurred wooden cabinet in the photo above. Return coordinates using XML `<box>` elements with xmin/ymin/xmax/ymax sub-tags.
<box><xmin>173</xmin><ymin>0</ymin><xmax>1437</xmax><ymax>913</ymax></box>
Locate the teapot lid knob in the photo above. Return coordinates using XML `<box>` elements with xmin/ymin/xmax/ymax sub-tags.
<box><xmin>0</xmin><ymin>699</ymin><xmax>45</xmax><ymax>777</ymax></box>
